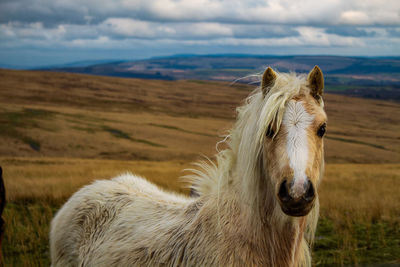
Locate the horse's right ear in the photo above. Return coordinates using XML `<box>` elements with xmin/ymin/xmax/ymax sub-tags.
<box><xmin>307</xmin><ymin>65</ymin><xmax>324</xmax><ymax>100</ymax></box>
<box><xmin>261</xmin><ymin>67</ymin><xmax>277</xmax><ymax>95</ymax></box>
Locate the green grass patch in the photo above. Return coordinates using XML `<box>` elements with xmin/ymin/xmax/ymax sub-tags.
<box><xmin>62</xmin><ymin>113</ymin><xmax>116</xmax><ymax>124</ymax></box>
<box><xmin>313</xmin><ymin>217</ymin><xmax>400</xmax><ymax>266</ymax></box>
<box><xmin>3</xmin><ymin>202</ymin><xmax>58</xmax><ymax>266</ymax></box>
<box><xmin>325</xmin><ymin>85</ymin><xmax>354</xmax><ymax>91</ymax></box>
<box><xmin>0</xmin><ymin>108</ymin><xmax>56</xmax><ymax>151</ymax></box>
<box><xmin>21</xmin><ymin>136</ymin><xmax>41</xmax><ymax>151</ymax></box>
<box><xmin>187</xmin><ymin>80</ymin><xmax>212</xmax><ymax>85</ymax></box>
<box><xmin>1</xmin><ymin>158</ymin><xmax>62</xmax><ymax>166</ymax></box>
<box><xmin>104</xmin><ymin>127</ymin><xmax>130</xmax><ymax>139</ymax></box>
<box><xmin>148</xmin><ymin>123</ymin><xmax>215</xmax><ymax>137</ymax></box>
<box><xmin>0</xmin><ymin>108</ymin><xmax>55</xmax><ymax>130</ymax></box>
<box><xmin>326</xmin><ymin>135</ymin><xmax>387</xmax><ymax>150</ymax></box>
<box><xmin>103</xmin><ymin>126</ymin><xmax>166</xmax><ymax>148</ymax></box>
<box><xmin>71</xmin><ymin>126</ymin><xmax>98</xmax><ymax>134</ymax></box>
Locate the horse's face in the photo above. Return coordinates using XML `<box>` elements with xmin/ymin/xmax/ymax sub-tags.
<box><xmin>262</xmin><ymin>66</ymin><xmax>326</xmax><ymax>217</ymax></box>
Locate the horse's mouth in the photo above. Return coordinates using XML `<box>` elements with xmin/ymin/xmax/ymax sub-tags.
<box><xmin>278</xmin><ymin>199</ymin><xmax>315</xmax><ymax>217</ymax></box>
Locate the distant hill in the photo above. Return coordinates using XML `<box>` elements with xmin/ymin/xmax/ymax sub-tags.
<box><xmin>35</xmin><ymin>59</ymin><xmax>126</xmax><ymax>69</ymax></box>
<box><xmin>44</xmin><ymin>55</ymin><xmax>400</xmax><ymax>100</ymax></box>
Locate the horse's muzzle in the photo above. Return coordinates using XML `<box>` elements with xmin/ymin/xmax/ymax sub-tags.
<box><xmin>277</xmin><ymin>179</ymin><xmax>315</xmax><ymax>217</ymax></box>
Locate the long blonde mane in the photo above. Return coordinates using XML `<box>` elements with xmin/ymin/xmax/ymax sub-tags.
<box><xmin>187</xmin><ymin>72</ymin><xmax>312</xmax><ymax>192</ymax></box>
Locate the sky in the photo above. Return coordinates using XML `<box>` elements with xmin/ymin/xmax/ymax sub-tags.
<box><xmin>1</xmin><ymin>0</ymin><xmax>400</xmax><ymax>68</ymax></box>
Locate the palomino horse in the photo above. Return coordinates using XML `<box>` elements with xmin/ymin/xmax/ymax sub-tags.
<box><xmin>50</xmin><ymin>66</ymin><xmax>327</xmax><ymax>267</ymax></box>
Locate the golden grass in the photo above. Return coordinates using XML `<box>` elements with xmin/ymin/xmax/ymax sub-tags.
<box><xmin>320</xmin><ymin>164</ymin><xmax>400</xmax><ymax>223</ymax></box>
<box><xmin>0</xmin><ymin>69</ymin><xmax>399</xmax><ymax>163</ymax></box>
<box><xmin>1</xmin><ymin>157</ymin><xmax>400</xmax><ymax>266</ymax></box>
<box><xmin>3</xmin><ymin>157</ymin><xmax>399</xmax><ymax>223</ymax></box>
<box><xmin>0</xmin><ymin>102</ymin><xmax>230</xmax><ymax>161</ymax></box>
<box><xmin>1</xmin><ymin>157</ymin><xmax>192</xmax><ymax>265</ymax></box>
<box><xmin>2</xmin><ymin>157</ymin><xmax>192</xmax><ymax>204</ymax></box>
<box><xmin>316</xmin><ymin>164</ymin><xmax>400</xmax><ymax>266</ymax></box>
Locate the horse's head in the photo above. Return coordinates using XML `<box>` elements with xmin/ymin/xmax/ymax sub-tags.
<box><xmin>261</xmin><ymin>66</ymin><xmax>326</xmax><ymax>217</ymax></box>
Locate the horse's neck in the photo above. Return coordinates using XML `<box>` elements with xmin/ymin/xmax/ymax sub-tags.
<box><xmin>211</xmin><ymin>195</ymin><xmax>308</xmax><ymax>266</ymax></box>
<box><xmin>213</xmin><ymin>173</ymin><xmax>308</xmax><ymax>266</ymax></box>
<box><xmin>254</xmin><ymin>204</ymin><xmax>308</xmax><ymax>266</ymax></box>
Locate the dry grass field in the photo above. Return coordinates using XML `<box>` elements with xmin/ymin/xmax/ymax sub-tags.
<box><xmin>0</xmin><ymin>69</ymin><xmax>399</xmax><ymax>266</ymax></box>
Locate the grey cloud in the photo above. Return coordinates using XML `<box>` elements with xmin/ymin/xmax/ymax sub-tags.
<box><xmin>0</xmin><ymin>0</ymin><xmax>89</xmax><ymax>26</ymax></box>
<box><xmin>325</xmin><ymin>26</ymin><xmax>376</xmax><ymax>37</ymax></box>
<box><xmin>1</xmin><ymin>0</ymin><xmax>399</xmax><ymax>27</ymax></box>
<box><xmin>230</xmin><ymin>25</ymin><xmax>300</xmax><ymax>39</ymax></box>
<box><xmin>387</xmin><ymin>27</ymin><xmax>400</xmax><ymax>37</ymax></box>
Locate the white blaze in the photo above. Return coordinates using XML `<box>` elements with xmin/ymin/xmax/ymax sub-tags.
<box><xmin>283</xmin><ymin>100</ymin><xmax>314</xmax><ymax>198</ymax></box>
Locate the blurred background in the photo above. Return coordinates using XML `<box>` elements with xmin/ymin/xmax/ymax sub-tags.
<box><xmin>0</xmin><ymin>0</ymin><xmax>399</xmax><ymax>266</ymax></box>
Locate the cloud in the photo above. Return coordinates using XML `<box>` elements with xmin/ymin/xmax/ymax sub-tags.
<box><xmin>0</xmin><ymin>0</ymin><xmax>399</xmax><ymax>67</ymax></box>
<box><xmin>99</xmin><ymin>19</ymin><xmax>234</xmax><ymax>39</ymax></box>
<box><xmin>0</xmin><ymin>20</ymin><xmax>379</xmax><ymax>50</ymax></box>
<box><xmin>101</xmin><ymin>18</ymin><xmax>157</xmax><ymax>38</ymax></box>
<box><xmin>325</xmin><ymin>26</ymin><xmax>372</xmax><ymax>37</ymax></box>
<box><xmin>1</xmin><ymin>0</ymin><xmax>399</xmax><ymax>26</ymax></box>
<box><xmin>0</xmin><ymin>22</ymin><xmax>67</xmax><ymax>42</ymax></box>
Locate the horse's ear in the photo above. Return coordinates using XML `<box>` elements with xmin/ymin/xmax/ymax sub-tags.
<box><xmin>261</xmin><ymin>67</ymin><xmax>277</xmax><ymax>95</ymax></box>
<box><xmin>307</xmin><ymin>65</ymin><xmax>324</xmax><ymax>99</ymax></box>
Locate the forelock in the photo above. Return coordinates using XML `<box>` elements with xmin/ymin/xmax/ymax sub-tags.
<box><xmin>256</xmin><ymin>72</ymin><xmax>309</xmax><ymax>144</ymax></box>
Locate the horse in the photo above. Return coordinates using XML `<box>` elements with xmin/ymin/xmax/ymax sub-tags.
<box><xmin>50</xmin><ymin>66</ymin><xmax>327</xmax><ymax>267</ymax></box>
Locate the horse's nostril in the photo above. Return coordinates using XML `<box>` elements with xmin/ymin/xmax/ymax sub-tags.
<box><xmin>278</xmin><ymin>180</ymin><xmax>291</xmax><ymax>202</ymax></box>
<box><xmin>303</xmin><ymin>180</ymin><xmax>315</xmax><ymax>202</ymax></box>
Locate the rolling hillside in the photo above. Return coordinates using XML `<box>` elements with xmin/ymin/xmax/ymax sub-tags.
<box><xmin>0</xmin><ymin>68</ymin><xmax>399</xmax><ymax>163</ymax></box>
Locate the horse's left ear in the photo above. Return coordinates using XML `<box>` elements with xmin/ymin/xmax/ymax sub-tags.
<box><xmin>261</xmin><ymin>67</ymin><xmax>277</xmax><ymax>95</ymax></box>
<box><xmin>307</xmin><ymin>65</ymin><xmax>324</xmax><ymax>99</ymax></box>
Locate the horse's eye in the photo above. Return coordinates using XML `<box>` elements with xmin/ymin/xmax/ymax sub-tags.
<box><xmin>317</xmin><ymin>123</ymin><xmax>326</xmax><ymax>137</ymax></box>
<box><xmin>266</xmin><ymin>125</ymin><xmax>275</xmax><ymax>138</ymax></box>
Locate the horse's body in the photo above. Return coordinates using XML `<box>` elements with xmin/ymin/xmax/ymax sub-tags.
<box><xmin>50</xmin><ymin>66</ymin><xmax>327</xmax><ymax>267</ymax></box>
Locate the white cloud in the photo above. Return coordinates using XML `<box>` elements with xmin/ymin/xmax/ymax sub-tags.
<box><xmin>296</xmin><ymin>27</ymin><xmax>364</xmax><ymax>46</ymax></box>
<box><xmin>340</xmin><ymin>11</ymin><xmax>371</xmax><ymax>25</ymax></box>
<box><xmin>98</xmin><ymin>19</ymin><xmax>233</xmax><ymax>39</ymax></box>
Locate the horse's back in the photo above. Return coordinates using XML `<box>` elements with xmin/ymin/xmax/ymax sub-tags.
<box><xmin>50</xmin><ymin>173</ymin><xmax>190</xmax><ymax>266</ymax></box>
